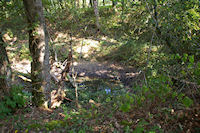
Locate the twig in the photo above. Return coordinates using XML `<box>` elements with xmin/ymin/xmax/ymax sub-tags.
<box><xmin>170</xmin><ymin>76</ymin><xmax>200</xmax><ymax>89</ymax></box>
<box><xmin>64</xmin><ymin>97</ymin><xmax>73</xmax><ymax>102</ymax></box>
<box><xmin>69</xmin><ymin>33</ymin><xmax>79</xmax><ymax>108</ymax></box>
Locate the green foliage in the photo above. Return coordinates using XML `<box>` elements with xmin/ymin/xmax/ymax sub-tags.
<box><xmin>100</xmin><ymin>40</ymin><xmax>149</xmax><ymax>66</ymax></box>
<box><xmin>45</xmin><ymin>120</ymin><xmax>65</xmax><ymax>131</ymax></box>
<box><xmin>18</xmin><ymin>44</ymin><xmax>31</xmax><ymax>60</ymax></box>
<box><xmin>119</xmin><ymin>94</ymin><xmax>134</xmax><ymax>112</ymax></box>
<box><xmin>0</xmin><ymin>85</ymin><xmax>28</xmax><ymax>119</ymax></box>
<box><xmin>182</xmin><ymin>96</ymin><xmax>193</xmax><ymax>108</ymax></box>
<box><xmin>1</xmin><ymin>0</ymin><xmax>199</xmax><ymax>132</ymax></box>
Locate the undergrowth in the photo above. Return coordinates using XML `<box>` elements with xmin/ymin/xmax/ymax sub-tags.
<box><xmin>0</xmin><ymin>85</ymin><xmax>30</xmax><ymax>119</ymax></box>
<box><xmin>1</xmin><ymin>4</ymin><xmax>200</xmax><ymax>133</ymax></box>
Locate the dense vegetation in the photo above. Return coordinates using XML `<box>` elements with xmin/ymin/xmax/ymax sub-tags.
<box><xmin>0</xmin><ymin>0</ymin><xmax>200</xmax><ymax>132</ymax></box>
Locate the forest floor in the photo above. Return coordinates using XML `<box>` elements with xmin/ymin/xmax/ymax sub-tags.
<box><xmin>73</xmin><ymin>60</ymin><xmax>142</xmax><ymax>87</ymax></box>
<box><xmin>2</xmin><ymin>11</ymin><xmax>199</xmax><ymax>131</ymax></box>
<box><xmin>10</xmin><ymin>31</ymin><xmax>143</xmax><ymax>89</ymax></box>
<box><xmin>1</xmin><ymin>33</ymin><xmax>150</xmax><ymax>132</ymax></box>
<box><xmin>11</xmin><ymin>59</ymin><xmax>141</xmax><ymax>87</ymax></box>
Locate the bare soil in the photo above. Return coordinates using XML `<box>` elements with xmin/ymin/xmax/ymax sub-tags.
<box><xmin>11</xmin><ymin>59</ymin><xmax>141</xmax><ymax>88</ymax></box>
<box><xmin>72</xmin><ymin>60</ymin><xmax>141</xmax><ymax>87</ymax></box>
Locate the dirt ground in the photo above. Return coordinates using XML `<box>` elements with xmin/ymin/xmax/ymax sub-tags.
<box><xmin>73</xmin><ymin>60</ymin><xmax>142</xmax><ymax>87</ymax></box>
<box><xmin>11</xmin><ymin>58</ymin><xmax>142</xmax><ymax>88</ymax></box>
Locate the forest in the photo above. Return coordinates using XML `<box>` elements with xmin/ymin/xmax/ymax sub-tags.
<box><xmin>0</xmin><ymin>0</ymin><xmax>200</xmax><ymax>132</ymax></box>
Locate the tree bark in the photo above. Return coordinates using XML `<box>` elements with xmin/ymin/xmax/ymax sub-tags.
<box><xmin>90</xmin><ymin>0</ymin><xmax>93</xmax><ymax>7</ymax></box>
<box><xmin>0</xmin><ymin>31</ymin><xmax>11</xmax><ymax>100</ymax></box>
<box><xmin>82</xmin><ymin>0</ymin><xmax>86</xmax><ymax>8</ymax></box>
<box><xmin>93</xmin><ymin>0</ymin><xmax>100</xmax><ymax>29</ymax></box>
<box><xmin>76</xmin><ymin>0</ymin><xmax>79</xmax><ymax>8</ymax></box>
<box><xmin>23</xmin><ymin>0</ymin><xmax>51</xmax><ymax>107</ymax></box>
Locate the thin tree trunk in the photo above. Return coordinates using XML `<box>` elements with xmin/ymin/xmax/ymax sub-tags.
<box><xmin>0</xmin><ymin>31</ymin><xmax>12</xmax><ymax>99</ymax></box>
<box><xmin>77</xmin><ymin>0</ymin><xmax>79</xmax><ymax>8</ymax></box>
<box><xmin>153</xmin><ymin>0</ymin><xmax>159</xmax><ymax>35</ymax></box>
<box><xmin>93</xmin><ymin>0</ymin><xmax>100</xmax><ymax>29</ymax></box>
<box><xmin>90</xmin><ymin>0</ymin><xmax>93</xmax><ymax>7</ymax></box>
<box><xmin>112</xmin><ymin>0</ymin><xmax>116</xmax><ymax>7</ymax></box>
<box><xmin>152</xmin><ymin>0</ymin><xmax>176</xmax><ymax>53</ymax></box>
<box><xmin>83</xmin><ymin>0</ymin><xmax>86</xmax><ymax>8</ymax></box>
<box><xmin>23</xmin><ymin>0</ymin><xmax>51</xmax><ymax>107</ymax></box>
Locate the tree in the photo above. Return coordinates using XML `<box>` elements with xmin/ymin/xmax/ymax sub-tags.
<box><xmin>23</xmin><ymin>0</ymin><xmax>51</xmax><ymax>107</ymax></box>
<box><xmin>93</xmin><ymin>0</ymin><xmax>101</xmax><ymax>29</ymax></box>
<box><xmin>103</xmin><ymin>0</ymin><xmax>105</xmax><ymax>6</ymax></box>
<box><xmin>83</xmin><ymin>0</ymin><xmax>86</xmax><ymax>8</ymax></box>
<box><xmin>90</xmin><ymin>0</ymin><xmax>93</xmax><ymax>7</ymax></box>
<box><xmin>0</xmin><ymin>31</ymin><xmax>12</xmax><ymax>100</ymax></box>
<box><xmin>76</xmin><ymin>0</ymin><xmax>80</xmax><ymax>8</ymax></box>
<box><xmin>112</xmin><ymin>0</ymin><xmax>117</xmax><ymax>7</ymax></box>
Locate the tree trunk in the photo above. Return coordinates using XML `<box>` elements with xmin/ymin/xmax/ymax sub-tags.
<box><xmin>90</xmin><ymin>0</ymin><xmax>93</xmax><ymax>7</ymax></box>
<box><xmin>23</xmin><ymin>0</ymin><xmax>51</xmax><ymax>107</ymax></box>
<box><xmin>77</xmin><ymin>0</ymin><xmax>79</xmax><ymax>8</ymax></box>
<box><xmin>112</xmin><ymin>0</ymin><xmax>114</xmax><ymax>7</ymax></box>
<box><xmin>152</xmin><ymin>0</ymin><xmax>176</xmax><ymax>54</ymax></box>
<box><xmin>0</xmin><ymin>32</ymin><xmax>11</xmax><ymax>99</ymax></box>
<box><xmin>93</xmin><ymin>0</ymin><xmax>100</xmax><ymax>29</ymax></box>
<box><xmin>83</xmin><ymin>0</ymin><xmax>86</xmax><ymax>8</ymax></box>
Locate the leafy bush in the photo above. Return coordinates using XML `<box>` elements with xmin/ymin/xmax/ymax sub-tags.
<box><xmin>0</xmin><ymin>85</ymin><xmax>28</xmax><ymax>119</ymax></box>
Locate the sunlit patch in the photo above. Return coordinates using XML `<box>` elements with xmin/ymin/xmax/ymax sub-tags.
<box><xmin>18</xmin><ymin>75</ymin><xmax>31</xmax><ymax>82</ymax></box>
<box><xmin>83</xmin><ymin>54</ymin><xmax>89</xmax><ymax>58</ymax></box>
<box><xmin>109</xmin><ymin>64</ymin><xmax>123</xmax><ymax>70</ymax></box>
<box><xmin>79</xmin><ymin>72</ymin><xmax>86</xmax><ymax>76</ymax></box>
<box><xmin>126</xmin><ymin>71</ymin><xmax>141</xmax><ymax>77</ymax></box>
<box><xmin>107</xmin><ymin>73</ymin><xmax>115</xmax><ymax>78</ymax></box>
<box><xmin>75</xmin><ymin>39</ymin><xmax>101</xmax><ymax>58</ymax></box>
<box><xmin>73</xmin><ymin>62</ymin><xmax>78</xmax><ymax>66</ymax></box>
<box><xmin>54</xmin><ymin>32</ymin><xmax>69</xmax><ymax>42</ymax></box>
<box><xmin>109</xmin><ymin>38</ymin><xmax>117</xmax><ymax>43</ymax></box>
<box><xmin>11</xmin><ymin>59</ymin><xmax>31</xmax><ymax>74</ymax></box>
<box><xmin>95</xmin><ymin>70</ymin><xmax>109</xmax><ymax>75</ymax></box>
<box><xmin>125</xmin><ymin>72</ymin><xmax>137</xmax><ymax>77</ymax></box>
<box><xmin>3</xmin><ymin>33</ymin><xmax>12</xmax><ymax>41</ymax></box>
<box><xmin>101</xmin><ymin>36</ymin><xmax>108</xmax><ymax>41</ymax></box>
<box><xmin>76</xmin><ymin>45</ymin><xmax>90</xmax><ymax>53</ymax></box>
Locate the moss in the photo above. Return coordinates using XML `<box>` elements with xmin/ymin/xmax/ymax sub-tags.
<box><xmin>45</xmin><ymin>120</ymin><xmax>65</xmax><ymax>130</ymax></box>
<box><xmin>32</xmin><ymin>89</ymin><xmax>45</xmax><ymax>107</ymax></box>
<box><xmin>28</xmin><ymin>123</ymin><xmax>43</xmax><ymax>130</ymax></box>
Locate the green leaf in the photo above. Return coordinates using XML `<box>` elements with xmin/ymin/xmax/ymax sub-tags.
<box><xmin>182</xmin><ymin>54</ymin><xmax>188</xmax><ymax>62</ymax></box>
<box><xmin>197</xmin><ymin>62</ymin><xmax>200</xmax><ymax>69</ymax></box>
<box><xmin>176</xmin><ymin>54</ymin><xmax>181</xmax><ymax>59</ymax></box>
<box><xmin>182</xmin><ymin>96</ymin><xmax>193</xmax><ymax>107</ymax></box>
<box><xmin>178</xmin><ymin>93</ymin><xmax>185</xmax><ymax>101</ymax></box>
<box><xmin>189</xmin><ymin>55</ymin><xmax>194</xmax><ymax>64</ymax></box>
<box><xmin>181</xmin><ymin>70</ymin><xmax>186</xmax><ymax>76</ymax></box>
<box><xmin>120</xmin><ymin>103</ymin><xmax>131</xmax><ymax>112</ymax></box>
<box><xmin>133</xmin><ymin>126</ymin><xmax>144</xmax><ymax>133</ymax></box>
<box><xmin>172</xmin><ymin>92</ymin><xmax>177</xmax><ymax>99</ymax></box>
<box><xmin>188</xmin><ymin>63</ymin><xmax>193</xmax><ymax>69</ymax></box>
<box><xmin>143</xmin><ymin>86</ymin><xmax>149</xmax><ymax>93</ymax></box>
<box><xmin>106</xmin><ymin>97</ymin><xmax>111</xmax><ymax>102</ymax></box>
